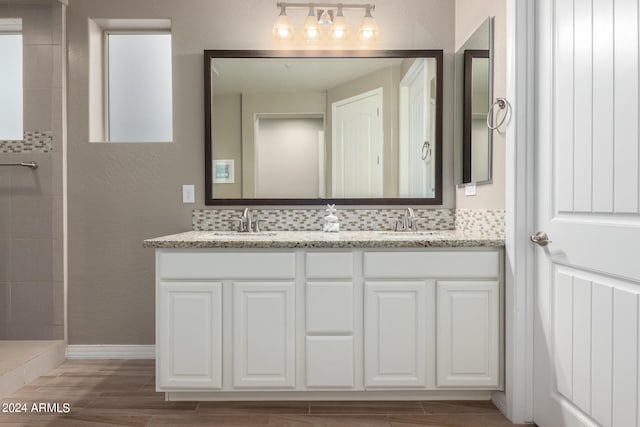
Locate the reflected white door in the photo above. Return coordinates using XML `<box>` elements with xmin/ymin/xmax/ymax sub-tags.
<box><xmin>332</xmin><ymin>88</ymin><xmax>383</xmax><ymax>198</ymax></box>
<box><xmin>399</xmin><ymin>58</ymin><xmax>434</xmax><ymax>198</ymax></box>
<box><xmin>534</xmin><ymin>0</ymin><xmax>640</xmax><ymax>426</ymax></box>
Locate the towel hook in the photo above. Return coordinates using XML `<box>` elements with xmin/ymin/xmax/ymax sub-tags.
<box><xmin>487</xmin><ymin>97</ymin><xmax>510</xmax><ymax>130</ymax></box>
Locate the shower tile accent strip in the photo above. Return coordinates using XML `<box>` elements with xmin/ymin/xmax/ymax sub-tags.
<box><xmin>455</xmin><ymin>209</ymin><xmax>505</xmax><ymax>238</ymax></box>
<box><xmin>193</xmin><ymin>208</ymin><xmax>456</xmax><ymax>232</ymax></box>
<box><xmin>0</xmin><ymin>131</ymin><xmax>53</xmax><ymax>153</ymax></box>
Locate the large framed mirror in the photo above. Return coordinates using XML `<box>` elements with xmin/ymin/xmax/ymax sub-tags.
<box><xmin>204</xmin><ymin>50</ymin><xmax>443</xmax><ymax>205</ymax></box>
<box><xmin>455</xmin><ymin>17</ymin><xmax>494</xmax><ymax>185</ymax></box>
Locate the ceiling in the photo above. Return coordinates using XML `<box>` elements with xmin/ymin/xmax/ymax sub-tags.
<box><xmin>211</xmin><ymin>57</ymin><xmax>405</xmax><ymax>95</ymax></box>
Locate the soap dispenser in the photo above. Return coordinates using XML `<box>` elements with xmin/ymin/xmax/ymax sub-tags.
<box><xmin>323</xmin><ymin>204</ymin><xmax>340</xmax><ymax>232</ymax></box>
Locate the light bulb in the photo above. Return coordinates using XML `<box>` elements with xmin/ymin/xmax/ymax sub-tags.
<box><xmin>358</xmin><ymin>7</ymin><xmax>379</xmax><ymax>41</ymax></box>
<box><xmin>273</xmin><ymin>6</ymin><xmax>293</xmax><ymax>40</ymax></box>
<box><xmin>330</xmin><ymin>7</ymin><xmax>348</xmax><ymax>40</ymax></box>
<box><xmin>360</xmin><ymin>27</ymin><xmax>375</xmax><ymax>40</ymax></box>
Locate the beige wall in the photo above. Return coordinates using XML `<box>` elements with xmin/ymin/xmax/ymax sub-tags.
<box><xmin>67</xmin><ymin>0</ymin><xmax>455</xmax><ymax>344</ymax></box>
<box><xmin>454</xmin><ymin>0</ymin><xmax>506</xmax><ymax>209</ymax></box>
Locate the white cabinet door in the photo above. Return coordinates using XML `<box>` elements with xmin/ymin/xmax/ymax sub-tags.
<box><xmin>233</xmin><ymin>282</ymin><xmax>295</xmax><ymax>388</ymax></box>
<box><xmin>436</xmin><ymin>281</ymin><xmax>499</xmax><ymax>387</ymax></box>
<box><xmin>364</xmin><ymin>281</ymin><xmax>427</xmax><ymax>388</ymax></box>
<box><xmin>157</xmin><ymin>281</ymin><xmax>222</xmax><ymax>390</ymax></box>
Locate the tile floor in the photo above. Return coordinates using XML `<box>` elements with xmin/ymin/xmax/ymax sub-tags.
<box><xmin>0</xmin><ymin>360</ymin><xmax>532</xmax><ymax>426</ymax></box>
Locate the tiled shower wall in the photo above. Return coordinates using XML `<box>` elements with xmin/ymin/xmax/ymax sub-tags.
<box><xmin>0</xmin><ymin>1</ymin><xmax>64</xmax><ymax>339</ymax></box>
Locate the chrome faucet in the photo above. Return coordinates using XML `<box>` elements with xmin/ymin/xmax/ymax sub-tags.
<box><xmin>233</xmin><ymin>208</ymin><xmax>263</xmax><ymax>232</ymax></box>
<box><xmin>394</xmin><ymin>207</ymin><xmax>419</xmax><ymax>232</ymax></box>
<box><xmin>232</xmin><ymin>208</ymin><xmax>251</xmax><ymax>232</ymax></box>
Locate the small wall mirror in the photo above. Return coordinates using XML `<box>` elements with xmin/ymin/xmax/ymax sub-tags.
<box><xmin>204</xmin><ymin>50</ymin><xmax>443</xmax><ymax>206</ymax></box>
<box><xmin>455</xmin><ymin>17</ymin><xmax>494</xmax><ymax>185</ymax></box>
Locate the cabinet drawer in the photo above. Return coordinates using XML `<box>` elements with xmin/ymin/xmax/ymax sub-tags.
<box><xmin>306</xmin><ymin>282</ymin><xmax>354</xmax><ymax>334</ymax></box>
<box><xmin>306</xmin><ymin>336</ymin><xmax>354</xmax><ymax>388</ymax></box>
<box><xmin>306</xmin><ymin>252</ymin><xmax>354</xmax><ymax>278</ymax></box>
<box><xmin>364</xmin><ymin>251</ymin><xmax>499</xmax><ymax>279</ymax></box>
<box><xmin>158</xmin><ymin>250</ymin><xmax>295</xmax><ymax>279</ymax></box>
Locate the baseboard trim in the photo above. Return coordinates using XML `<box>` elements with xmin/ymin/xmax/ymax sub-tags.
<box><xmin>66</xmin><ymin>345</ymin><xmax>156</xmax><ymax>360</ymax></box>
<box><xmin>491</xmin><ymin>391</ymin><xmax>508</xmax><ymax>416</ymax></box>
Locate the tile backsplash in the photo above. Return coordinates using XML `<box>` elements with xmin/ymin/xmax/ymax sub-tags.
<box><xmin>193</xmin><ymin>208</ymin><xmax>456</xmax><ymax>232</ymax></box>
<box><xmin>455</xmin><ymin>209</ymin><xmax>505</xmax><ymax>238</ymax></box>
<box><xmin>193</xmin><ymin>208</ymin><xmax>506</xmax><ymax>235</ymax></box>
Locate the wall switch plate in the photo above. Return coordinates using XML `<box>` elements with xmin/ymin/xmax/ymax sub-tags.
<box><xmin>182</xmin><ymin>185</ymin><xmax>195</xmax><ymax>204</ymax></box>
<box><xmin>465</xmin><ymin>183</ymin><xmax>477</xmax><ymax>196</ymax></box>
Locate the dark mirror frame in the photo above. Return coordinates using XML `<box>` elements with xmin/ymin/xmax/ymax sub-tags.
<box><xmin>204</xmin><ymin>49</ymin><xmax>443</xmax><ymax>206</ymax></box>
<box><xmin>463</xmin><ymin>49</ymin><xmax>490</xmax><ymax>183</ymax></box>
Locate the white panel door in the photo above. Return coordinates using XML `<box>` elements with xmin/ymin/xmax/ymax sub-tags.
<box><xmin>534</xmin><ymin>0</ymin><xmax>640</xmax><ymax>425</ymax></box>
<box><xmin>157</xmin><ymin>282</ymin><xmax>222</xmax><ymax>390</ymax></box>
<box><xmin>332</xmin><ymin>88</ymin><xmax>383</xmax><ymax>198</ymax></box>
<box><xmin>436</xmin><ymin>281</ymin><xmax>499</xmax><ymax>388</ymax></box>
<box><xmin>233</xmin><ymin>282</ymin><xmax>295</xmax><ymax>389</ymax></box>
<box><xmin>364</xmin><ymin>281</ymin><xmax>427</xmax><ymax>388</ymax></box>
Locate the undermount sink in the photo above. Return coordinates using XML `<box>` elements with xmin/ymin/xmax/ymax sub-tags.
<box><xmin>377</xmin><ymin>231</ymin><xmax>446</xmax><ymax>238</ymax></box>
<box><xmin>202</xmin><ymin>231</ymin><xmax>278</xmax><ymax>238</ymax></box>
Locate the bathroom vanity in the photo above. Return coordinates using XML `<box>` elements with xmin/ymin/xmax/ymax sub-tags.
<box><xmin>145</xmin><ymin>230</ymin><xmax>504</xmax><ymax>401</ymax></box>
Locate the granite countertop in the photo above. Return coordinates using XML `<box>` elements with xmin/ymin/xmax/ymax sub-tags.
<box><xmin>143</xmin><ymin>230</ymin><xmax>504</xmax><ymax>249</ymax></box>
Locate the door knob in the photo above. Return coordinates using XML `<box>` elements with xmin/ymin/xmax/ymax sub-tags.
<box><xmin>530</xmin><ymin>231</ymin><xmax>552</xmax><ymax>246</ymax></box>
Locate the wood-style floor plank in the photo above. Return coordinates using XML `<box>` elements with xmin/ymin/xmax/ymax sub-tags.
<box><xmin>0</xmin><ymin>360</ymin><xmax>530</xmax><ymax>426</ymax></box>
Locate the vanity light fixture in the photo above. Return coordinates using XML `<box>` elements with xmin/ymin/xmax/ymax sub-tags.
<box><xmin>275</xmin><ymin>2</ymin><xmax>378</xmax><ymax>42</ymax></box>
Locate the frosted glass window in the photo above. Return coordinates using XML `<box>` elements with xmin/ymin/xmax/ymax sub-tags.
<box><xmin>108</xmin><ymin>33</ymin><xmax>172</xmax><ymax>142</ymax></box>
<box><xmin>0</xmin><ymin>33</ymin><xmax>23</xmax><ymax>140</ymax></box>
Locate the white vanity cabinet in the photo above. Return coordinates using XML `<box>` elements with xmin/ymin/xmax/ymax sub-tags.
<box><xmin>363</xmin><ymin>251</ymin><xmax>502</xmax><ymax>390</ymax></box>
<box><xmin>155</xmin><ymin>250</ymin><xmax>296</xmax><ymax>391</ymax></box>
<box><xmin>154</xmin><ymin>246</ymin><xmax>503</xmax><ymax>399</ymax></box>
